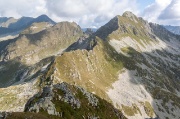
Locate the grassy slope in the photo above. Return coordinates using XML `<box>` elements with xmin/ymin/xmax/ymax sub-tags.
<box><xmin>41</xmin><ymin>37</ymin><xmax>153</xmax><ymax>117</ymax></box>
<box><xmin>53</xmin><ymin>38</ymin><xmax>124</xmax><ymax>99</ymax></box>
<box><xmin>21</xmin><ymin>22</ymin><xmax>52</xmax><ymax>34</ymax></box>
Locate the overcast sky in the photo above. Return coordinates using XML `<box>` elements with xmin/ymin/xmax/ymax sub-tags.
<box><xmin>0</xmin><ymin>0</ymin><xmax>179</xmax><ymax>28</ymax></box>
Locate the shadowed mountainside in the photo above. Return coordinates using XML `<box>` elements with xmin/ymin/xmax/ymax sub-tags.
<box><xmin>0</xmin><ymin>21</ymin><xmax>83</xmax><ymax>88</ymax></box>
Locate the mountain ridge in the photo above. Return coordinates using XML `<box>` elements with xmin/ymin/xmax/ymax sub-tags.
<box><xmin>163</xmin><ymin>25</ymin><xmax>180</xmax><ymax>35</ymax></box>
<box><xmin>0</xmin><ymin>11</ymin><xmax>180</xmax><ymax>119</ymax></box>
<box><xmin>0</xmin><ymin>15</ymin><xmax>56</xmax><ymax>36</ymax></box>
<box><xmin>0</xmin><ymin>21</ymin><xmax>83</xmax><ymax>88</ymax></box>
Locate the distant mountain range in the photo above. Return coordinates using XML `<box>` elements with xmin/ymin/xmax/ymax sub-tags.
<box><xmin>0</xmin><ymin>15</ymin><xmax>56</xmax><ymax>36</ymax></box>
<box><xmin>163</xmin><ymin>25</ymin><xmax>180</xmax><ymax>35</ymax></box>
<box><xmin>82</xmin><ymin>28</ymin><xmax>97</xmax><ymax>32</ymax></box>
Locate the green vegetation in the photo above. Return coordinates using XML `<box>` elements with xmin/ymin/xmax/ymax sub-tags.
<box><xmin>6</xmin><ymin>112</ymin><xmax>50</xmax><ymax>119</ymax></box>
<box><xmin>106</xmin><ymin>15</ymin><xmax>153</xmax><ymax>47</ymax></box>
<box><xmin>49</xmin><ymin>37</ymin><xmax>139</xmax><ymax>100</ymax></box>
<box><xmin>144</xmin><ymin>101</ymin><xmax>154</xmax><ymax>117</ymax></box>
<box><xmin>121</xmin><ymin>47</ymin><xmax>139</xmax><ymax>56</ymax></box>
<box><xmin>55</xmin><ymin>94</ymin><xmax>124</xmax><ymax>118</ymax></box>
<box><xmin>53</xmin><ymin>38</ymin><xmax>122</xmax><ymax>99</ymax></box>
<box><xmin>121</xmin><ymin>104</ymin><xmax>141</xmax><ymax>116</ymax></box>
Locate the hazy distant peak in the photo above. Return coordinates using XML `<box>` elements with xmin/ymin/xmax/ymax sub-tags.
<box><xmin>35</xmin><ymin>14</ymin><xmax>56</xmax><ymax>24</ymax></box>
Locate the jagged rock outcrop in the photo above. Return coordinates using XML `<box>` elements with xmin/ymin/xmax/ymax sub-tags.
<box><xmin>23</xmin><ymin>82</ymin><xmax>126</xmax><ymax>119</ymax></box>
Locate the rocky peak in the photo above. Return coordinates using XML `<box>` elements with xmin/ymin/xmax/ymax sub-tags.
<box><xmin>122</xmin><ymin>11</ymin><xmax>139</xmax><ymax>23</ymax></box>
<box><xmin>95</xmin><ymin>13</ymin><xmax>155</xmax><ymax>41</ymax></box>
<box><xmin>35</xmin><ymin>14</ymin><xmax>56</xmax><ymax>25</ymax></box>
<box><xmin>122</xmin><ymin>11</ymin><xmax>137</xmax><ymax>18</ymax></box>
<box><xmin>36</xmin><ymin>14</ymin><xmax>49</xmax><ymax>19</ymax></box>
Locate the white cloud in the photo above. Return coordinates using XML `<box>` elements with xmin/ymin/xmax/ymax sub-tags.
<box><xmin>0</xmin><ymin>0</ymin><xmax>46</xmax><ymax>18</ymax></box>
<box><xmin>141</xmin><ymin>0</ymin><xmax>171</xmax><ymax>23</ymax></box>
<box><xmin>0</xmin><ymin>0</ymin><xmax>139</xmax><ymax>28</ymax></box>
<box><xmin>1</xmin><ymin>0</ymin><xmax>179</xmax><ymax>27</ymax></box>
<box><xmin>159</xmin><ymin>0</ymin><xmax>180</xmax><ymax>20</ymax></box>
<box><xmin>141</xmin><ymin>0</ymin><xmax>180</xmax><ymax>25</ymax></box>
<box><xmin>45</xmin><ymin>0</ymin><xmax>139</xmax><ymax>28</ymax></box>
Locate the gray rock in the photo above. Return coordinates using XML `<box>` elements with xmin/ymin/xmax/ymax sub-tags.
<box><xmin>78</xmin><ymin>87</ymin><xmax>99</xmax><ymax>106</ymax></box>
<box><xmin>0</xmin><ymin>113</ymin><xmax>3</xmax><ymax>119</ymax></box>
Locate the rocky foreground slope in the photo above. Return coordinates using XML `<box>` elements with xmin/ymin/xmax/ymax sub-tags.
<box><xmin>0</xmin><ymin>83</ymin><xmax>126</xmax><ymax>119</ymax></box>
<box><xmin>0</xmin><ymin>11</ymin><xmax>180</xmax><ymax>119</ymax></box>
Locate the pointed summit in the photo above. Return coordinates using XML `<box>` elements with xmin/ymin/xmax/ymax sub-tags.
<box><xmin>122</xmin><ymin>11</ymin><xmax>136</xmax><ymax>17</ymax></box>
<box><xmin>95</xmin><ymin>11</ymin><xmax>154</xmax><ymax>41</ymax></box>
<box><xmin>35</xmin><ymin>14</ymin><xmax>56</xmax><ymax>24</ymax></box>
<box><xmin>122</xmin><ymin>11</ymin><xmax>138</xmax><ymax>23</ymax></box>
